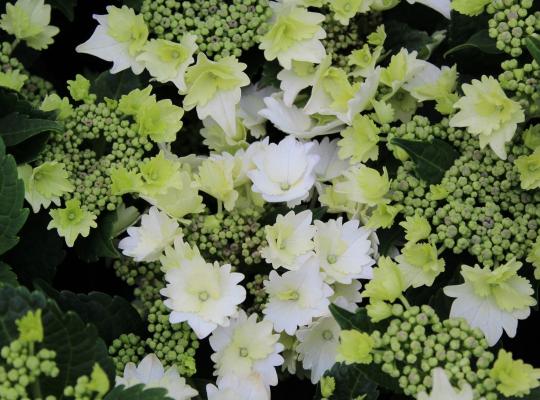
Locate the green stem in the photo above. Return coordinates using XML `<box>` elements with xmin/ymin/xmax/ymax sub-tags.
<box><xmin>11</xmin><ymin>38</ymin><xmax>20</xmax><ymax>52</ymax></box>
<box><xmin>29</xmin><ymin>342</ymin><xmax>42</xmax><ymax>399</ymax></box>
<box><xmin>437</xmin><ymin>244</ymin><xmax>447</xmax><ymax>256</ymax></box>
<box><xmin>399</xmin><ymin>295</ymin><xmax>411</xmax><ymax>309</ymax></box>
<box><xmin>217</xmin><ymin>200</ymin><xmax>223</xmax><ymax>214</ymax></box>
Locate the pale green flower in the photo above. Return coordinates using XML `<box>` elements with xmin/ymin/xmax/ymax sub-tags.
<box><xmin>366</xmin><ymin>203</ymin><xmax>401</xmax><ymax>229</ymax></box>
<box><xmin>67</xmin><ymin>74</ymin><xmax>91</xmax><ymax>102</ymax></box>
<box><xmin>16</xmin><ymin>309</ymin><xmax>43</xmax><ymax>343</ymax></box>
<box><xmin>338</xmin><ymin>114</ymin><xmax>380</xmax><ymax>163</ymax></box>
<box><xmin>449</xmin><ymin>76</ymin><xmax>525</xmax><ymax>160</ymax></box>
<box><xmin>196</xmin><ymin>154</ymin><xmax>239</xmax><ymax>212</ymax></box>
<box><xmin>452</xmin><ymin>0</ymin><xmax>491</xmax><ymax>16</ymax></box>
<box><xmin>526</xmin><ymin>236</ymin><xmax>540</xmax><ymax>280</ymax></box>
<box><xmin>200</xmin><ymin>117</ymin><xmax>247</xmax><ymax>153</ymax></box>
<box><xmin>523</xmin><ymin>124</ymin><xmax>540</xmax><ymax>150</ymax></box>
<box><xmin>259</xmin><ymin>2</ymin><xmax>326</xmax><ymax>69</ymax></box>
<box><xmin>184</xmin><ymin>53</ymin><xmax>249</xmax><ymax>137</ymax></box>
<box><xmin>118</xmin><ymin>86</ymin><xmax>153</xmax><ymax>116</ymax></box>
<box><xmin>0</xmin><ymin>0</ymin><xmax>59</xmax><ymax>50</ymax></box>
<box><xmin>363</xmin><ymin>256</ymin><xmax>405</xmax><ymax>302</ymax></box>
<box><xmin>139</xmin><ymin>151</ymin><xmax>183</xmax><ymax>196</ymax></box>
<box><xmin>18</xmin><ymin>162</ymin><xmax>74</xmax><ymax>213</ymax></box>
<box><xmin>136</xmin><ymin>34</ymin><xmax>197</xmax><ymax>92</ymax></box>
<box><xmin>320</xmin><ymin>377</ymin><xmax>335</xmax><ymax>398</ymax></box>
<box><xmin>490</xmin><ymin>350</ymin><xmax>540</xmax><ymax>397</ymax></box>
<box><xmin>335</xmin><ymin>165</ymin><xmax>390</xmax><ymax>206</ymax></box>
<box><xmin>48</xmin><ymin>199</ymin><xmax>98</xmax><ymax>247</ymax></box>
<box><xmin>515</xmin><ymin>148</ymin><xmax>540</xmax><ymax>190</ymax></box>
<box><xmin>367</xmin><ymin>25</ymin><xmax>386</xmax><ymax>46</ymax></box>
<box><xmin>366</xmin><ymin>300</ymin><xmax>393</xmax><ymax>322</ymax></box>
<box><xmin>336</xmin><ymin>330</ymin><xmax>374</xmax><ymax>365</ymax></box>
<box><xmin>380</xmin><ymin>49</ymin><xmax>426</xmax><ymax>94</ymax></box>
<box><xmin>0</xmin><ymin>69</ymin><xmax>27</xmax><ymax>92</ymax></box>
<box><xmin>396</xmin><ymin>242</ymin><xmax>445</xmax><ymax>288</ymax></box>
<box><xmin>399</xmin><ymin>215</ymin><xmax>431</xmax><ymax>244</ymax></box>
<box><xmin>348</xmin><ymin>44</ymin><xmax>383</xmax><ymax>78</ymax></box>
<box><xmin>109</xmin><ymin>166</ymin><xmax>143</xmax><ymax>196</ymax></box>
<box><xmin>40</xmin><ymin>94</ymin><xmax>73</xmax><ymax>120</ymax></box>
<box><xmin>329</xmin><ymin>0</ymin><xmax>372</xmax><ymax>25</ymax></box>
<box><xmin>318</xmin><ymin>181</ymin><xmax>358</xmax><ymax>216</ymax></box>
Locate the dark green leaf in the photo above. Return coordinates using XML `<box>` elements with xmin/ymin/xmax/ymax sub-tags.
<box><xmin>0</xmin><ymin>88</ymin><xmax>54</xmax><ymax>119</ymax></box>
<box><xmin>8</xmin><ymin>132</ymin><xmax>50</xmax><ymax>163</ymax></box>
<box><xmin>76</xmin><ymin>211</ymin><xmax>121</xmax><ymax>262</ymax></box>
<box><xmin>0</xmin><ymin>262</ymin><xmax>18</xmax><ymax>286</ymax></box>
<box><xmin>0</xmin><ymin>137</ymin><xmax>29</xmax><ymax>255</ymax></box>
<box><xmin>92</xmin><ymin>70</ymin><xmax>143</xmax><ymax>101</ymax></box>
<box><xmin>48</xmin><ymin>0</ymin><xmax>77</xmax><ymax>20</ymax></box>
<box><xmin>377</xmin><ymin>225</ymin><xmax>404</xmax><ymax>257</ymax></box>
<box><xmin>105</xmin><ymin>384</ymin><xmax>174</xmax><ymax>400</ymax></box>
<box><xmin>318</xmin><ymin>363</ymin><xmax>379</xmax><ymax>400</ymax></box>
<box><xmin>504</xmin><ymin>387</ymin><xmax>540</xmax><ymax>400</ymax></box>
<box><xmin>391</xmin><ymin>138</ymin><xmax>459</xmax><ymax>184</ymax></box>
<box><xmin>525</xmin><ymin>36</ymin><xmax>540</xmax><ymax>65</ymax></box>
<box><xmin>0</xmin><ymin>112</ymin><xmax>63</xmax><ymax>146</ymax></box>
<box><xmin>35</xmin><ymin>280</ymin><xmax>145</xmax><ymax>344</ymax></box>
<box><xmin>329</xmin><ymin>305</ymin><xmax>381</xmax><ymax>333</ymax></box>
<box><xmin>259</xmin><ymin>61</ymin><xmax>281</xmax><ymax>89</ymax></box>
<box><xmin>444</xmin><ymin>30</ymin><xmax>501</xmax><ymax>57</ymax></box>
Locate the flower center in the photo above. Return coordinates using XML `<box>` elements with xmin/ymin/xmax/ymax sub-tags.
<box><xmin>151</xmin><ymin>172</ymin><xmax>159</xmax><ymax>180</ymax></box>
<box><xmin>322</xmin><ymin>330</ymin><xmax>334</xmax><ymax>341</ymax></box>
<box><xmin>280</xmin><ymin>182</ymin><xmax>290</xmax><ymax>191</ymax></box>
<box><xmin>238</xmin><ymin>347</ymin><xmax>249</xmax><ymax>358</ymax></box>
<box><xmin>198</xmin><ymin>291</ymin><xmax>209</xmax><ymax>302</ymax></box>
<box><xmin>34</xmin><ymin>172</ymin><xmax>42</xmax><ymax>181</ymax></box>
<box><xmin>327</xmin><ymin>254</ymin><xmax>338</xmax><ymax>264</ymax></box>
<box><xmin>68</xmin><ymin>212</ymin><xmax>76</xmax><ymax>221</ymax></box>
<box><xmin>277</xmin><ymin>289</ymin><xmax>299</xmax><ymax>301</ymax></box>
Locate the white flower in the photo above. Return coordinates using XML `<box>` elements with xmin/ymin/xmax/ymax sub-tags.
<box><xmin>247</xmin><ymin>135</ymin><xmax>320</xmax><ymax>205</ymax></box>
<box><xmin>76</xmin><ymin>6</ymin><xmax>148</xmax><ymax>74</ymax></box>
<box><xmin>314</xmin><ymin>218</ymin><xmax>375</xmax><ymax>284</ymax></box>
<box><xmin>210</xmin><ymin>311</ymin><xmax>284</xmax><ymax>386</ymax></box>
<box><xmin>259</xmin><ymin>94</ymin><xmax>344</xmax><ymax>139</ymax></box>
<box><xmin>206</xmin><ymin>374</ymin><xmax>271</xmax><ymax>400</ymax></box>
<box><xmin>330</xmin><ymin>280</ymin><xmax>363</xmax><ymax>313</ymax></box>
<box><xmin>277</xmin><ymin>63</ymin><xmax>317</xmax><ymax>106</ymax></box>
<box><xmin>417</xmin><ymin>368</ymin><xmax>473</xmax><ymax>400</ymax></box>
<box><xmin>263</xmin><ymin>257</ymin><xmax>333</xmax><ymax>334</ymax></box>
<box><xmin>161</xmin><ymin>257</ymin><xmax>246</xmax><ymax>339</ymax></box>
<box><xmin>118</xmin><ymin>206</ymin><xmax>180</xmax><ymax>262</ymax></box>
<box><xmin>296</xmin><ymin>316</ymin><xmax>341</xmax><ymax>383</ymax></box>
<box><xmin>443</xmin><ymin>260</ymin><xmax>536</xmax><ymax>346</ymax></box>
<box><xmin>310</xmin><ymin>137</ymin><xmax>350</xmax><ymax>182</ymax></box>
<box><xmin>261</xmin><ymin>209</ymin><xmax>316</xmax><ymax>270</ymax></box>
<box><xmin>406</xmin><ymin>0</ymin><xmax>451</xmax><ymax>19</ymax></box>
<box><xmin>116</xmin><ymin>354</ymin><xmax>198</xmax><ymax>400</ymax></box>
<box><xmin>238</xmin><ymin>85</ymin><xmax>275</xmax><ymax>138</ymax></box>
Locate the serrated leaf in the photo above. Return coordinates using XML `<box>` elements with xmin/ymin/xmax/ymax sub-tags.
<box><xmin>329</xmin><ymin>305</ymin><xmax>380</xmax><ymax>333</ymax></box>
<box><xmin>0</xmin><ymin>112</ymin><xmax>63</xmax><ymax>146</ymax></box>
<box><xmin>76</xmin><ymin>211</ymin><xmax>121</xmax><ymax>262</ymax></box>
<box><xmin>391</xmin><ymin>138</ymin><xmax>458</xmax><ymax>184</ymax></box>
<box><xmin>92</xmin><ymin>70</ymin><xmax>143</xmax><ymax>101</ymax></box>
<box><xmin>318</xmin><ymin>363</ymin><xmax>379</xmax><ymax>400</ymax></box>
<box><xmin>0</xmin><ymin>137</ymin><xmax>29</xmax><ymax>255</ymax></box>
<box><xmin>35</xmin><ymin>280</ymin><xmax>145</xmax><ymax>344</ymax></box>
<box><xmin>444</xmin><ymin>30</ymin><xmax>501</xmax><ymax>58</ymax></box>
<box><xmin>526</xmin><ymin>36</ymin><xmax>540</xmax><ymax>65</ymax></box>
<box><xmin>0</xmin><ymin>262</ymin><xmax>18</xmax><ymax>286</ymax></box>
<box><xmin>105</xmin><ymin>384</ymin><xmax>174</xmax><ymax>400</ymax></box>
<box><xmin>48</xmin><ymin>0</ymin><xmax>77</xmax><ymax>20</ymax></box>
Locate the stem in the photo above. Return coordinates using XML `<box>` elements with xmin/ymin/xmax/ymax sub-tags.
<box><xmin>217</xmin><ymin>200</ymin><xmax>223</xmax><ymax>214</ymax></box>
<box><xmin>437</xmin><ymin>244</ymin><xmax>447</xmax><ymax>256</ymax></box>
<box><xmin>11</xmin><ymin>38</ymin><xmax>20</xmax><ymax>52</ymax></box>
<box><xmin>29</xmin><ymin>342</ymin><xmax>42</xmax><ymax>399</ymax></box>
<box><xmin>399</xmin><ymin>295</ymin><xmax>411</xmax><ymax>309</ymax></box>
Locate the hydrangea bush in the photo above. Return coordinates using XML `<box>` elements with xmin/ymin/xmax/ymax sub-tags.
<box><xmin>0</xmin><ymin>0</ymin><xmax>539</xmax><ymax>399</ymax></box>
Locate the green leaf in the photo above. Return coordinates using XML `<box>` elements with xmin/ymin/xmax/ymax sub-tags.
<box><xmin>0</xmin><ymin>262</ymin><xmax>18</xmax><ymax>286</ymax></box>
<box><xmin>0</xmin><ymin>136</ymin><xmax>29</xmax><ymax>255</ymax></box>
<box><xmin>76</xmin><ymin>211</ymin><xmax>121</xmax><ymax>262</ymax></box>
<box><xmin>111</xmin><ymin>204</ymin><xmax>140</xmax><ymax>238</ymax></box>
<box><xmin>318</xmin><ymin>363</ymin><xmax>379</xmax><ymax>400</ymax></box>
<box><xmin>259</xmin><ymin>61</ymin><xmax>281</xmax><ymax>89</ymax></box>
<box><xmin>8</xmin><ymin>132</ymin><xmax>50</xmax><ymax>163</ymax></box>
<box><xmin>525</xmin><ymin>36</ymin><xmax>540</xmax><ymax>65</ymax></box>
<box><xmin>35</xmin><ymin>281</ymin><xmax>145</xmax><ymax>344</ymax></box>
<box><xmin>92</xmin><ymin>70</ymin><xmax>143</xmax><ymax>101</ymax></box>
<box><xmin>48</xmin><ymin>0</ymin><xmax>78</xmax><ymax>20</ymax></box>
<box><xmin>0</xmin><ymin>112</ymin><xmax>63</xmax><ymax>146</ymax></box>
<box><xmin>0</xmin><ymin>88</ymin><xmax>54</xmax><ymax>119</ymax></box>
<box><xmin>444</xmin><ymin>30</ymin><xmax>502</xmax><ymax>57</ymax></box>
<box><xmin>391</xmin><ymin>138</ymin><xmax>459</xmax><ymax>184</ymax></box>
<box><xmin>329</xmin><ymin>305</ymin><xmax>380</xmax><ymax>333</ymax></box>
<box><xmin>105</xmin><ymin>384</ymin><xmax>174</xmax><ymax>400</ymax></box>
<box><xmin>385</xmin><ymin>21</ymin><xmax>445</xmax><ymax>60</ymax></box>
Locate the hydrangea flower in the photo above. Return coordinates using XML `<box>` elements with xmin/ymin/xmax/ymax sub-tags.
<box><xmin>329</xmin><ymin>0</ymin><xmax>371</xmax><ymax>25</ymax></box>
<box><xmin>336</xmin><ymin>330</ymin><xmax>374</xmax><ymax>365</ymax></box>
<box><xmin>330</xmin><ymin>280</ymin><xmax>363</xmax><ymax>312</ymax></box>
<box><xmin>311</xmin><ymin>137</ymin><xmax>350</xmax><ymax>182</ymax></box>
<box><xmin>18</xmin><ymin>161</ymin><xmax>73</xmax><ymax>213</ymax></box>
<box><xmin>196</xmin><ymin>153</ymin><xmax>240</xmax><ymax>212</ymax></box>
<box><xmin>335</xmin><ymin>165</ymin><xmax>390</xmax><ymax>206</ymax></box>
<box><xmin>161</xmin><ymin>257</ymin><xmax>246</xmax><ymax>339</ymax></box>
<box><xmin>118</xmin><ymin>206</ymin><xmax>181</xmax><ymax>262</ymax></box>
<box><xmin>396</xmin><ymin>243</ymin><xmax>445</xmax><ymax>288</ymax></box>
<box><xmin>76</xmin><ymin>5</ymin><xmax>148</xmax><ymax>74</ymax></box>
<box><xmin>449</xmin><ymin>76</ymin><xmax>525</xmax><ymax>160</ymax></box>
<box><xmin>0</xmin><ymin>70</ymin><xmax>27</xmax><ymax>92</ymax></box>
<box><xmin>261</xmin><ymin>209</ymin><xmax>315</xmax><ymax>270</ymax></box>
<box><xmin>263</xmin><ymin>257</ymin><xmax>333</xmax><ymax>334</ymax></box>
<box><xmin>247</xmin><ymin>136</ymin><xmax>320</xmax><ymax>205</ymax></box>
<box><xmin>0</xmin><ymin>0</ymin><xmax>59</xmax><ymax>50</ymax></box>
<box><xmin>210</xmin><ymin>311</ymin><xmax>283</xmax><ymax>386</ymax></box>
<box><xmin>136</xmin><ymin>35</ymin><xmax>197</xmax><ymax>91</ymax></box>
<box><xmin>399</xmin><ymin>215</ymin><xmax>431</xmax><ymax>244</ymax></box>
<box><xmin>48</xmin><ymin>199</ymin><xmax>97</xmax><ymax>247</ymax></box>
<box><xmin>515</xmin><ymin>148</ymin><xmax>540</xmax><ymax>190</ymax></box>
<box><xmin>296</xmin><ymin>316</ymin><xmax>341</xmax><ymax>383</ymax></box>
<box><xmin>417</xmin><ymin>368</ymin><xmax>473</xmax><ymax>400</ymax></box>
<box><xmin>206</xmin><ymin>374</ymin><xmax>271</xmax><ymax>400</ymax></box>
<box><xmin>314</xmin><ymin>218</ymin><xmax>375</xmax><ymax>284</ymax></box>
<box><xmin>489</xmin><ymin>349</ymin><xmax>540</xmax><ymax>397</ymax></box>
<box><xmin>116</xmin><ymin>354</ymin><xmax>198</xmax><ymax>400</ymax></box>
<box><xmin>444</xmin><ymin>259</ymin><xmax>536</xmax><ymax>345</ymax></box>
<box><xmin>238</xmin><ymin>85</ymin><xmax>275</xmax><ymax>139</ymax></box>
<box><xmin>259</xmin><ymin>2</ymin><xmax>326</xmax><ymax>69</ymax></box>
<box><xmin>337</xmin><ymin>114</ymin><xmax>380</xmax><ymax>163</ymax></box>
<box><xmin>183</xmin><ymin>53</ymin><xmax>250</xmax><ymax>138</ymax></box>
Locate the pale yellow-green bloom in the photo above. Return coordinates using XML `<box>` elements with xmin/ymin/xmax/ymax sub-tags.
<box><xmin>86</xmin><ymin>364</ymin><xmax>110</xmax><ymax>396</ymax></box>
<box><xmin>366</xmin><ymin>300</ymin><xmax>393</xmax><ymax>322</ymax></box>
<box><xmin>452</xmin><ymin>0</ymin><xmax>491</xmax><ymax>16</ymax></box>
<box><xmin>118</xmin><ymin>86</ymin><xmax>153</xmax><ymax>116</ymax></box>
<box><xmin>396</xmin><ymin>242</ymin><xmax>445</xmax><ymax>288</ymax></box>
<box><xmin>449</xmin><ymin>76</ymin><xmax>524</xmax><ymax>160</ymax></box>
<box><xmin>380</xmin><ymin>48</ymin><xmax>425</xmax><ymax>94</ymax></box>
<box><xmin>109</xmin><ymin>166</ymin><xmax>144</xmax><ymax>196</ymax></box>
<box><xmin>139</xmin><ymin>151</ymin><xmax>183</xmax><ymax>196</ymax></box>
<box><xmin>490</xmin><ymin>349</ymin><xmax>540</xmax><ymax>397</ymax></box>
<box><xmin>523</xmin><ymin>124</ymin><xmax>540</xmax><ymax>150</ymax></box>
<box><xmin>0</xmin><ymin>69</ymin><xmax>27</xmax><ymax>92</ymax></box>
<box><xmin>0</xmin><ymin>0</ymin><xmax>59</xmax><ymax>50</ymax></box>
<box><xmin>406</xmin><ymin>65</ymin><xmax>459</xmax><ymax>115</ymax></box>
<box><xmin>336</xmin><ymin>330</ymin><xmax>374</xmax><ymax>365</ymax></box>
<box><xmin>329</xmin><ymin>0</ymin><xmax>371</xmax><ymax>25</ymax></box>
<box><xmin>366</xmin><ymin>203</ymin><xmax>401</xmax><ymax>229</ymax></box>
<box><xmin>429</xmin><ymin>183</ymin><xmax>449</xmax><ymax>200</ymax></box>
<box><xmin>40</xmin><ymin>94</ymin><xmax>73</xmax><ymax>120</ymax></box>
<box><xmin>526</xmin><ymin>236</ymin><xmax>540</xmax><ymax>280</ymax></box>
<box><xmin>367</xmin><ymin>25</ymin><xmax>387</xmax><ymax>46</ymax></box>
<box><xmin>348</xmin><ymin>44</ymin><xmax>383</xmax><ymax>79</ymax></box>
<box><xmin>363</xmin><ymin>256</ymin><xmax>405</xmax><ymax>302</ymax></box>
<box><xmin>515</xmin><ymin>148</ymin><xmax>540</xmax><ymax>190</ymax></box>
<box><xmin>338</xmin><ymin>114</ymin><xmax>380</xmax><ymax>163</ymax></box>
<box><xmin>399</xmin><ymin>215</ymin><xmax>431</xmax><ymax>244</ymax></box>
<box><xmin>200</xmin><ymin>117</ymin><xmax>247</xmax><ymax>153</ymax></box>
<box><xmin>48</xmin><ymin>199</ymin><xmax>98</xmax><ymax>247</ymax></box>
<box><xmin>16</xmin><ymin>309</ymin><xmax>43</xmax><ymax>343</ymax></box>
<box><xmin>336</xmin><ymin>165</ymin><xmax>390</xmax><ymax>206</ymax></box>
<box><xmin>67</xmin><ymin>74</ymin><xmax>91</xmax><ymax>102</ymax></box>
<box><xmin>318</xmin><ymin>181</ymin><xmax>358</xmax><ymax>216</ymax></box>
<box><xmin>320</xmin><ymin>376</ymin><xmax>336</xmax><ymax>398</ymax></box>
<box><xmin>196</xmin><ymin>154</ymin><xmax>239</xmax><ymax>211</ymax></box>
<box><xmin>18</xmin><ymin>161</ymin><xmax>74</xmax><ymax>213</ymax></box>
